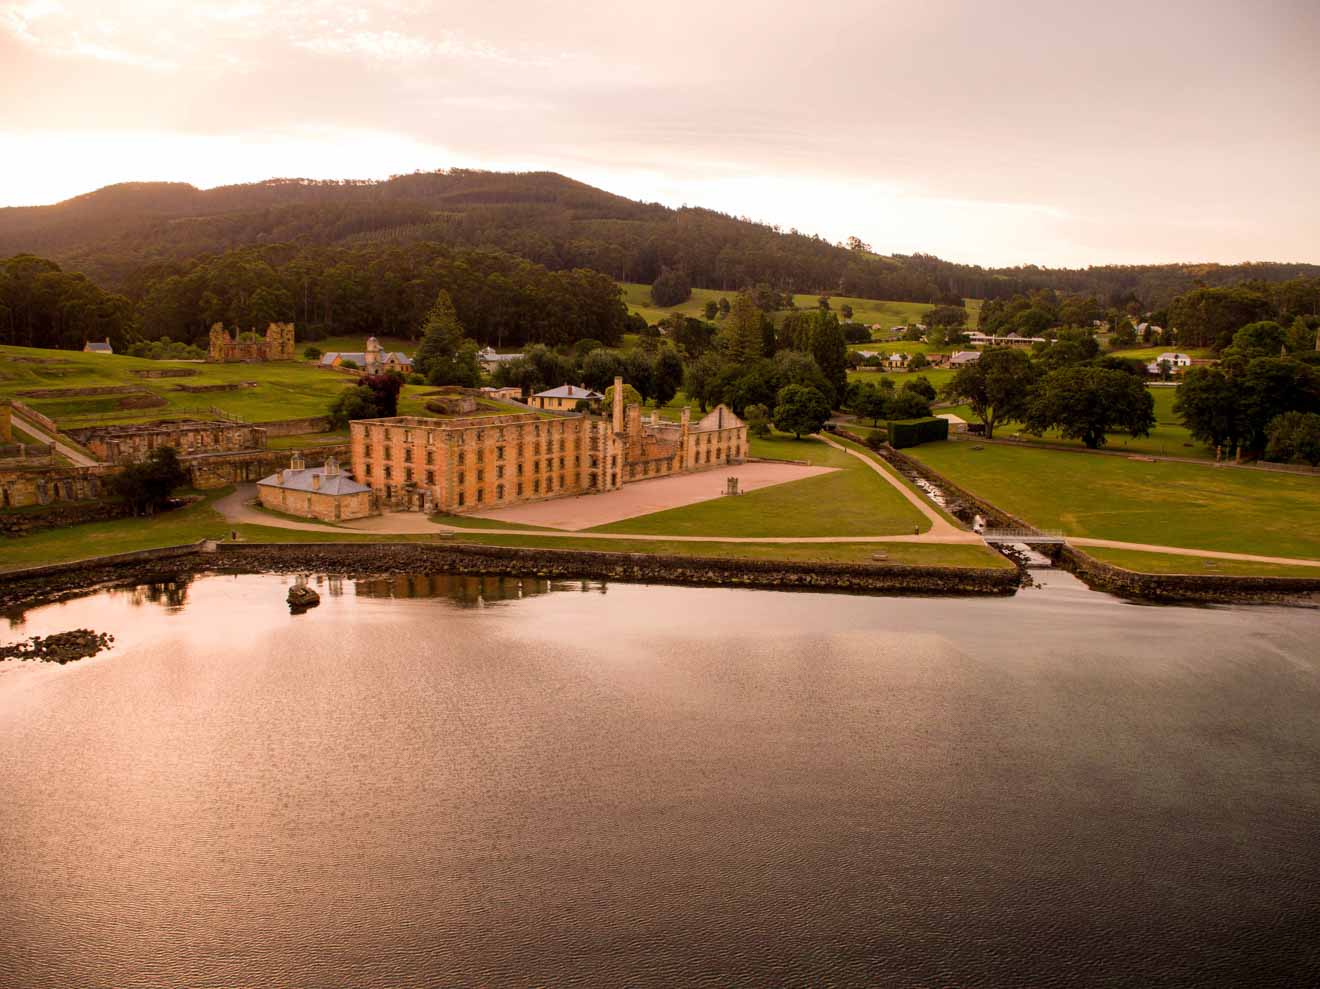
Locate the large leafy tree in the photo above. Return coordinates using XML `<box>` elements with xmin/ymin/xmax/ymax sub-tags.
<box><xmin>580</xmin><ymin>348</ymin><xmax>625</xmax><ymax>392</ymax></box>
<box><xmin>111</xmin><ymin>446</ymin><xmax>188</xmax><ymax>516</ymax></box>
<box><xmin>1265</xmin><ymin>412</ymin><xmax>1320</xmax><ymax>466</ymax></box>
<box><xmin>683</xmin><ymin>352</ymin><xmax>730</xmax><ymax>412</ymax></box>
<box><xmin>1168</xmin><ymin>285</ymin><xmax>1272</xmax><ymax>350</ymax></box>
<box><xmin>1237</xmin><ymin>357</ymin><xmax>1320</xmax><ymax>453</ymax></box>
<box><xmin>1025</xmin><ymin>366</ymin><xmax>1155</xmax><ymax>449</ymax></box>
<box><xmin>650</xmin><ymin>266</ymin><xmax>691</xmax><ymax>307</ymax></box>
<box><xmin>943</xmin><ymin>347</ymin><xmax>1038</xmax><ymax>438</ymax></box>
<box><xmin>651</xmin><ymin>346</ymin><xmax>684</xmax><ymax>407</ymax></box>
<box><xmin>1174</xmin><ymin>366</ymin><xmax>1242</xmax><ymax>453</ymax></box>
<box><xmin>1261</xmin><ymin>411</ymin><xmax>1320</xmax><ymax>467</ymax></box>
<box><xmin>772</xmin><ymin>384</ymin><xmax>830</xmax><ymax>439</ymax></box>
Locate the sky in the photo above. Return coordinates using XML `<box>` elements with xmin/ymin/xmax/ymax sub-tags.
<box><xmin>1</xmin><ymin>0</ymin><xmax>1317</xmax><ymax>268</ymax></box>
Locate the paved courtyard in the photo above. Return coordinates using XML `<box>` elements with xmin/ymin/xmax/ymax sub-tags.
<box><xmin>464</xmin><ymin>461</ymin><xmax>836</xmax><ymax>531</ymax></box>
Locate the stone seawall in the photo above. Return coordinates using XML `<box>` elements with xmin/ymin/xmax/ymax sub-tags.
<box><xmin>0</xmin><ymin>540</ymin><xmax>1020</xmax><ymax>609</ymax></box>
<box><xmin>211</xmin><ymin>542</ymin><xmax>1020</xmax><ymax>597</ymax></box>
<box><xmin>1053</xmin><ymin>545</ymin><xmax>1320</xmax><ymax>606</ymax></box>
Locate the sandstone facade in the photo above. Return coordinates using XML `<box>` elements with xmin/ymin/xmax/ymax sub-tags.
<box><xmin>350</xmin><ymin>376</ymin><xmax>747</xmax><ymax>513</ymax></box>
<box><xmin>257</xmin><ymin>453</ymin><xmax>373</xmax><ymax>521</ymax></box>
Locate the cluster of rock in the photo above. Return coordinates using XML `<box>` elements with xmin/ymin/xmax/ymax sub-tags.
<box><xmin>1</xmin><ymin>629</ymin><xmax>115</xmax><ymax>664</ymax></box>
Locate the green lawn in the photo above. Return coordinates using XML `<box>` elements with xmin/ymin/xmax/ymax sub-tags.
<box><xmin>618</xmin><ymin>282</ymin><xmax>938</xmax><ymax>330</ymax></box>
<box><xmin>1084</xmin><ymin>546</ymin><xmax>1320</xmax><ymax>578</ymax></box>
<box><xmin>589</xmin><ymin>433</ymin><xmax>929</xmax><ymax>537</ymax></box>
<box><xmin>267</xmin><ymin>431</ymin><xmax>350</xmax><ymax>449</ymax></box>
<box><xmin>1105</xmin><ymin>346</ymin><xmax>1214</xmax><ymax>361</ymax></box>
<box><xmin>0</xmin><ymin>345</ymin><xmax>375</xmax><ymax>427</ymax></box>
<box><xmin>906</xmin><ymin>441</ymin><xmax>1320</xmax><ymax>560</ymax></box>
<box><xmin>445</xmin><ymin>533</ymin><xmax>1012</xmax><ymax>569</ymax></box>
<box><xmin>848</xmin><ymin>367</ymin><xmax>955</xmax><ymax>394</ymax></box>
<box><xmin>938</xmin><ymin>387</ymin><xmax>1213</xmax><ymax>459</ymax></box>
<box><xmin>1</xmin><ymin>484</ymin><xmax>1008</xmax><ymax>572</ymax></box>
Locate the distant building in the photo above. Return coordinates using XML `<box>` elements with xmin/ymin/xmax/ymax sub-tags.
<box><xmin>482</xmin><ymin>386</ymin><xmax>524</xmax><ymax>402</ymax></box>
<box><xmin>208</xmin><ymin>322</ymin><xmax>295</xmax><ymax>362</ymax></box>
<box><xmin>966</xmin><ymin>331</ymin><xmax>1045</xmax><ymax>348</ymax></box>
<box><xmin>478</xmin><ymin>346</ymin><xmax>524</xmax><ymax>373</ymax></box>
<box><xmin>257</xmin><ymin>453</ymin><xmax>373</xmax><ymax>521</ymax></box>
<box><xmin>1146</xmin><ymin>352</ymin><xmax>1192</xmax><ymax>375</ymax></box>
<box><xmin>318</xmin><ymin>336</ymin><xmax>413</xmax><ymax>374</ymax></box>
<box><xmin>528</xmin><ymin>384</ymin><xmax>602</xmax><ymax>412</ymax></box>
<box><xmin>886</xmin><ymin>352</ymin><xmax>910</xmax><ymax>369</ymax></box>
<box><xmin>949</xmin><ymin>351</ymin><xmax>982</xmax><ymax>367</ymax></box>
<box><xmin>83</xmin><ymin>339</ymin><xmax>113</xmax><ymax>355</ymax></box>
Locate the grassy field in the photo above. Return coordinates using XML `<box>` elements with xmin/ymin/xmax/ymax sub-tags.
<box><xmin>0</xmin><ymin>344</ymin><xmax>528</xmax><ymax>429</ymax></box>
<box><xmin>1105</xmin><ymin>346</ymin><xmax>1214</xmax><ymax>361</ymax></box>
<box><xmin>0</xmin><ymin>345</ymin><xmax>368</xmax><ymax>426</ymax></box>
<box><xmin>618</xmin><ymin>282</ymin><xmax>938</xmax><ymax>329</ymax></box>
<box><xmin>1083</xmin><ymin>546</ymin><xmax>1320</xmax><ymax>578</ymax></box>
<box><xmin>444</xmin><ymin>533</ymin><xmax>1012</xmax><ymax>568</ymax></box>
<box><xmin>848</xmin><ymin>367</ymin><xmax>956</xmax><ymax>394</ymax></box>
<box><xmin>906</xmin><ymin>441</ymin><xmax>1320</xmax><ymax>560</ymax></box>
<box><xmin>589</xmin><ymin>432</ymin><xmax>929</xmax><ymax>537</ymax></box>
<box><xmin>938</xmin><ymin>387</ymin><xmax>1212</xmax><ymax>459</ymax></box>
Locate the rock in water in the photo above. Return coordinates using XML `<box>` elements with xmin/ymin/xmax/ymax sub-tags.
<box><xmin>287</xmin><ymin>584</ymin><xmax>320</xmax><ymax>609</ymax></box>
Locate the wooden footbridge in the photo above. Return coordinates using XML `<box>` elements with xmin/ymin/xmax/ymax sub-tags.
<box><xmin>981</xmin><ymin>528</ymin><xmax>1067</xmax><ymax>545</ymax></box>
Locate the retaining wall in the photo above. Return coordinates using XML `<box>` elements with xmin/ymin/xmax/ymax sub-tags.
<box><xmin>256</xmin><ymin>416</ymin><xmax>334</xmax><ymax>437</ymax></box>
<box><xmin>1054</xmin><ymin>544</ymin><xmax>1320</xmax><ymax>605</ymax></box>
<box><xmin>0</xmin><ymin>540</ymin><xmax>1019</xmax><ymax>609</ymax></box>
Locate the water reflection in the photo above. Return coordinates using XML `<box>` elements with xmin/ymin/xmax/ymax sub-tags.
<box><xmin>2</xmin><ymin>573</ymin><xmax>1318</xmax><ymax>987</ymax></box>
<box><xmin>353</xmin><ymin>572</ymin><xmax>607</xmax><ymax>606</ymax></box>
<box><xmin>4</xmin><ymin>575</ymin><xmax>197</xmax><ymax>630</ymax></box>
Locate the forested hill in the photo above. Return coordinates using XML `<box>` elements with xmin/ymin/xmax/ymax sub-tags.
<box><xmin>2</xmin><ymin>168</ymin><xmax>1318</xmax><ymax>307</ymax></box>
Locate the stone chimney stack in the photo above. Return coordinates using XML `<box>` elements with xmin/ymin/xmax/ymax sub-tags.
<box><xmin>290</xmin><ymin>450</ymin><xmax>306</xmax><ymax>471</ymax></box>
<box><xmin>312</xmin><ymin>473</ymin><xmax>321</xmax><ymax>490</ymax></box>
<box><xmin>324</xmin><ymin>457</ymin><xmax>340</xmax><ymax>477</ymax></box>
<box><xmin>612</xmin><ymin>375</ymin><xmax>624</xmax><ymax>434</ymax></box>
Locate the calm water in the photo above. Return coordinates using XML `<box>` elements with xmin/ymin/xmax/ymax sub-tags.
<box><xmin>1</xmin><ymin>571</ymin><xmax>1318</xmax><ymax>987</ymax></box>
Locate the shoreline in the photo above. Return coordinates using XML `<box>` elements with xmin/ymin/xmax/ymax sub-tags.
<box><xmin>3</xmin><ymin>535</ymin><xmax>1317</xmax><ymax>613</ymax></box>
<box><xmin>0</xmin><ymin>540</ymin><xmax>1020</xmax><ymax>612</ymax></box>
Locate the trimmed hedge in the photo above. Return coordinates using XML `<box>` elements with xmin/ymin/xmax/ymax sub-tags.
<box><xmin>887</xmin><ymin>416</ymin><xmax>949</xmax><ymax>448</ymax></box>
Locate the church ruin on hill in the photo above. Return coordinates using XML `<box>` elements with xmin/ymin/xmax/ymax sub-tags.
<box><xmin>207</xmin><ymin>322</ymin><xmax>296</xmax><ymax>362</ymax></box>
<box><xmin>349</xmin><ymin>376</ymin><xmax>747</xmax><ymax>513</ymax></box>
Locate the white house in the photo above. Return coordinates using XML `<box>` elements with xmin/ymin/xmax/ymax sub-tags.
<box><xmin>949</xmin><ymin>351</ymin><xmax>981</xmax><ymax>367</ymax></box>
<box><xmin>1146</xmin><ymin>352</ymin><xmax>1192</xmax><ymax>375</ymax></box>
<box><xmin>886</xmin><ymin>352</ymin><xmax>910</xmax><ymax>369</ymax></box>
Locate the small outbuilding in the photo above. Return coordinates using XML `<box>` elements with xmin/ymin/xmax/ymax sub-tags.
<box><xmin>83</xmin><ymin>339</ymin><xmax>114</xmax><ymax>355</ymax></box>
<box><xmin>257</xmin><ymin>453</ymin><xmax>374</xmax><ymax>521</ymax></box>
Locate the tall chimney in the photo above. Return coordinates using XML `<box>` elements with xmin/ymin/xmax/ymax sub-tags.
<box><xmin>612</xmin><ymin>375</ymin><xmax>624</xmax><ymax>434</ymax></box>
<box><xmin>312</xmin><ymin>473</ymin><xmax>321</xmax><ymax>490</ymax></box>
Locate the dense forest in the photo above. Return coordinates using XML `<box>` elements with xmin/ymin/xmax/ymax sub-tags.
<box><xmin>0</xmin><ymin>245</ymin><xmax>629</xmax><ymax>351</ymax></box>
<box><xmin>4</xmin><ymin>169</ymin><xmax>1318</xmax><ymax>311</ymax></box>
